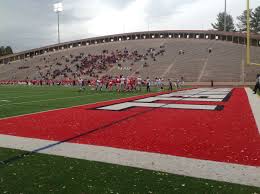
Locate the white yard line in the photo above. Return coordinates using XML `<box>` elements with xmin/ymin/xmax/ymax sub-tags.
<box><xmin>0</xmin><ymin>100</ymin><xmax>10</xmax><ymax>102</ymax></box>
<box><xmin>245</xmin><ymin>87</ymin><xmax>260</xmax><ymax>134</ymax></box>
<box><xmin>0</xmin><ymin>93</ymin><xmax>62</xmax><ymax>100</ymax></box>
<box><xmin>0</xmin><ymin>95</ymin><xmax>85</xmax><ymax>107</ymax></box>
<box><xmin>0</xmin><ymin>134</ymin><xmax>259</xmax><ymax>187</ymax></box>
<box><xmin>0</xmin><ymin>91</ymin><xmax>49</xmax><ymax>96</ymax></box>
<box><xmin>0</xmin><ymin>92</ymin><xmax>104</xmax><ymax>102</ymax></box>
<box><xmin>0</xmin><ymin>92</ymin><xmax>164</xmax><ymax>121</ymax></box>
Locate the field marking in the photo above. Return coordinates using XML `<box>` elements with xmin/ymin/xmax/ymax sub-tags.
<box><xmin>245</xmin><ymin>87</ymin><xmax>260</xmax><ymax>134</ymax></box>
<box><xmin>0</xmin><ymin>90</ymin><xmax>171</xmax><ymax>121</ymax></box>
<box><xmin>0</xmin><ymin>93</ymin><xmax>69</xmax><ymax>100</ymax></box>
<box><xmin>0</xmin><ymin>95</ymin><xmax>86</xmax><ymax>107</ymax></box>
<box><xmin>0</xmin><ymin>92</ymin><xmax>106</xmax><ymax>102</ymax></box>
<box><xmin>0</xmin><ymin>91</ymin><xmax>52</xmax><ymax>97</ymax></box>
<box><xmin>99</xmin><ymin>102</ymin><xmax>218</xmax><ymax>111</ymax></box>
<box><xmin>0</xmin><ymin>134</ymin><xmax>259</xmax><ymax>187</ymax></box>
<box><xmin>0</xmin><ymin>92</ymin><xmax>125</xmax><ymax>107</ymax></box>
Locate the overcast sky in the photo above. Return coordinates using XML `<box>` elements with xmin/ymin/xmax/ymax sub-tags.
<box><xmin>0</xmin><ymin>0</ymin><xmax>259</xmax><ymax>52</ymax></box>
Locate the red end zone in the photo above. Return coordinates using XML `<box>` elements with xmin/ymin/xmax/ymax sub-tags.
<box><xmin>0</xmin><ymin>88</ymin><xmax>259</xmax><ymax>167</ymax></box>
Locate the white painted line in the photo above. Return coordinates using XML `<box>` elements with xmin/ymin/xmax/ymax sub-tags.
<box><xmin>135</xmin><ymin>97</ymin><xmax>183</xmax><ymax>102</ymax></box>
<box><xmin>98</xmin><ymin>102</ymin><xmax>164</xmax><ymax>110</ymax></box>
<box><xmin>0</xmin><ymin>100</ymin><xmax>10</xmax><ymax>102</ymax></box>
<box><xmin>136</xmin><ymin>97</ymin><xmax>224</xmax><ymax>103</ymax></box>
<box><xmin>245</xmin><ymin>87</ymin><xmax>260</xmax><ymax>134</ymax></box>
<box><xmin>0</xmin><ymin>96</ymin><xmax>85</xmax><ymax>107</ymax></box>
<box><xmin>182</xmin><ymin>98</ymin><xmax>224</xmax><ymax>102</ymax></box>
<box><xmin>188</xmin><ymin>95</ymin><xmax>227</xmax><ymax>98</ymax></box>
<box><xmin>0</xmin><ymin>134</ymin><xmax>259</xmax><ymax>187</ymax></box>
<box><xmin>199</xmin><ymin>92</ymin><xmax>230</xmax><ymax>95</ymax></box>
<box><xmin>99</xmin><ymin>102</ymin><xmax>218</xmax><ymax>111</ymax></box>
<box><xmin>0</xmin><ymin>93</ymin><xmax>62</xmax><ymax>100</ymax></box>
<box><xmin>0</xmin><ymin>91</ymin><xmax>167</xmax><ymax>121</ymax></box>
<box><xmin>164</xmin><ymin>104</ymin><xmax>217</xmax><ymax>110</ymax></box>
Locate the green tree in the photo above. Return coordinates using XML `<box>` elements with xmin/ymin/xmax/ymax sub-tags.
<box><xmin>0</xmin><ymin>46</ymin><xmax>5</xmax><ymax>56</ymax></box>
<box><xmin>237</xmin><ymin>9</ymin><xmax>253</xmax><ymax>32</ymax></box>
<box><xmin>251</xmin><ymin>6</ymin><xmax>260</xmax><ymax>33</ymax></box>
<box><xmin>5</xmin><ymin>46</ymin><xmax>13</xmax><ymax>55</ymax></box>
<box><xmin>0</xmin><ymin>46</ymin><xmax>13</xmax><ymax>57</ymax></box>
<box><xmin>212</xmin><ymin>12</ymin><xmax>235</xmax><ymax>32</ymax></box>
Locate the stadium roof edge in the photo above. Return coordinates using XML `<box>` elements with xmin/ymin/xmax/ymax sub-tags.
<box><xmin>1</xmin><ymin>30</ymin><xmax>260</xmax><ymax>63</ymax></box>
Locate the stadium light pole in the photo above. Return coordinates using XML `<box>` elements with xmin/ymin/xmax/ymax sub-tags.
<box><xmin>224</xmin><ymin>0</ymin><xmax>227</xmax><ymax>32</ymax></box>
<box><xmin>53</xmin><ymin>2</ymin><xmax>63</xmax><ymax>44</ymax></box>
<box><xmin>246</xmin><ymin>0</ymin><xmax>250</xmax><ymax>65</ymax></box>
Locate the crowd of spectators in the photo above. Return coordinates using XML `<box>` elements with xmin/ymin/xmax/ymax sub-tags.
<box><xmin>16</xmin><ymin>46</ymin><xmax>166</xmax><ymax>82</ymax></box>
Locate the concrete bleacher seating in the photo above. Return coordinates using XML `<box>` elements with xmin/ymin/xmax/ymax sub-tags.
<box><xmin>0</xmin><ymin>38</ymin><xmax>260</xmax><ymax>83</ymax></box>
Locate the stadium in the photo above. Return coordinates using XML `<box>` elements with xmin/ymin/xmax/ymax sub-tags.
<box><xmin>0</xmin><ymin>0</ymin><xmax>260</xmax><ymax>193</ymax></box>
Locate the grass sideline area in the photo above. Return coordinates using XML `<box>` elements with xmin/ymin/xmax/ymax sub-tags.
<box><xmin>0</xmin><ymin>85</ymin><xmax>260</xmax><ymax>193</ymax></box>
<box><xmin>1</xmin><ymin>148</ymin><xmax>260</xmax><ymax>194</ymax></box>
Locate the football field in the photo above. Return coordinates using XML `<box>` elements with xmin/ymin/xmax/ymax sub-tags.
<box><xmin>0</xmin><ymin>85</ymin><xmax>260</xmax><ymax>194</ymax></box>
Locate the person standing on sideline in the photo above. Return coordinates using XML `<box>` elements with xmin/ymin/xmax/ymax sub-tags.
<box><xmin>168</xmin><ymin>79</ymin><xmax>173</xmax><ymax>91</ymax></box>
<box><xmin>78</xmin><ymin>77</ymin><xmax>85</xmax><ymax>92</ymax></box>
<box><xmin>146</xmin><ymin>77</ymin><xmax>151</xmax><ymax>92</ymax></box>
<box><xmin>253</xmin><ymin>74</ymin><xmax>260</xmax><ymax>94</ymax></box>
<box><xmin>176</xmin><ymin>79</ymin><xmax>180</xmax><ymax>89</ymax></box>
<box><xmin>137</xmin><ymin>76</ymin><xmax>142</xmax><ymax>91</ymax></box>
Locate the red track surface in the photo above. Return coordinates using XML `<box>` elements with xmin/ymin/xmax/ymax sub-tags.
<box><xmin>0</xmin><ymin>88</ymin><xmax>259</xmax><ymax>166</ymax></box>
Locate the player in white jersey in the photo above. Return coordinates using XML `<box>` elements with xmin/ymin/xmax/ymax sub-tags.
<box><xmin>96</xmin><ymin>79</ymin><xmax>101</xmax><ymax>91</ymax></box>
<box><xmin>78</xmin><ymin>78</ymin><xmax>85</xmax><ymax>92</ymax></box>
<box><xmin>120</xmin><ymin>76</ymin><xmax>125</xmax><ymax>91</ymax></box>
<box><xmin>137</xmin><ymin>77</ymin><xmax>142</xmax><ymax>91</ymax></box>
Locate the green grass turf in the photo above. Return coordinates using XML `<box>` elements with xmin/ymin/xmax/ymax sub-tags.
<box><xmin>0</xmin><ymin>148</ymin><xmax>260</xmax><ymax>194</ymax></box>
<box><xmin>0</xmin><ymin>85</ymin><xmax>151</xmax><ymax>118</ymax></box>
<box><xmin>0</xmin><ymin>85</ymin><xmax>259</xmax><ymax>193</ymax></box>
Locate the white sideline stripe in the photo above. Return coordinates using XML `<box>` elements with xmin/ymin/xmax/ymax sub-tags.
<box><xmin>0</xmin><ymin>134</ymin><xmax>259</xmax><ymax>187</ymax></box>
<box><xmin>245</xmin><ymin>87</ymin><xmax>260</xmax><ymax>134</ymax></box>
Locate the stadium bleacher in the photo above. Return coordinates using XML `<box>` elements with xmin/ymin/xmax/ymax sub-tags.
<box><xmin>0</xmin><ymin>38</ymin><xmax>260</xmax><ymax>83</ymax></box>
